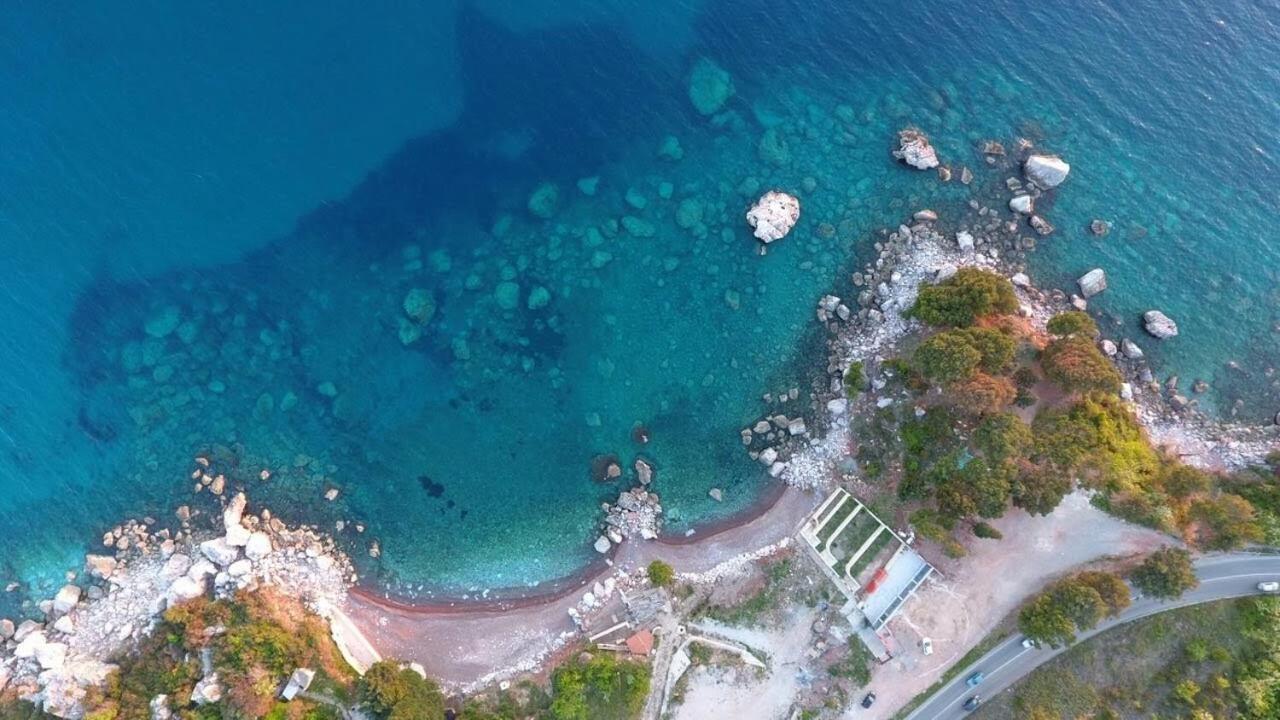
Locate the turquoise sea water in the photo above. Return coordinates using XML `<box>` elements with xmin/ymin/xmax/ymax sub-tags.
<box><xmin>0</xmin><ymin>0</ymin><xmax>1276</xmax><ymax>608</ymax></box>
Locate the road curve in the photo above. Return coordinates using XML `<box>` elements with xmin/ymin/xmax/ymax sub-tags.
<box><xmin>901</xmin><ymin>553</ymin><xmax>1280</xmax><ymax>720</ymax></box>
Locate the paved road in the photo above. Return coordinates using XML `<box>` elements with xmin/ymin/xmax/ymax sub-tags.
<box><xmin>902</xmin><ymin>553</ymin><xmax>1280</xmax><ymax>720</ymax></box>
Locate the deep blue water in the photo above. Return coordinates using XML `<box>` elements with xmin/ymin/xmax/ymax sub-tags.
<box><xmin>0</xmin><ymin>0</ymin><xmax>1277</xmax><ymax>606</ymax></box>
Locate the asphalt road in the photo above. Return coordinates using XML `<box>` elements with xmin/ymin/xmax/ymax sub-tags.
<box><xmin>902</xmin><ymin>553</ymin><xmax>1280</xmax><ymax>720</ymax></box>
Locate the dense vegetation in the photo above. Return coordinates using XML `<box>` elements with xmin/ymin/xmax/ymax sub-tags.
<box><xmin>83</xmin><ymin>590</ymin><xmax>354</xmax><ymax>720</ymax></box>
<box><xmin>983</xmin><ymin>598</ymin><xmax>1280</xmax><ymax>720</ymax></box>
<box><xmin>850</xmin><ymin>269</ymin><xmax>1278</xmax><ymax>558</ymax></box>
<box><xmin>1017</xmin><ymin>570</ymin><xmax>1131</xmax><ymax>648</ymax></box>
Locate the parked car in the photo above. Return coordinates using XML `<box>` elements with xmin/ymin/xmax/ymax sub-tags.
<box><xmin>1258</xmin><ymin>581</ymin><xmax>1279</xmax><ymax>593</ymax></box>
<box><xmin>966</xmin><ymin>671</ymin><xmax>985</xmax><ymax>687</ymax></box>
<box><xmin>861</xmin><ymin>693</ymin><xmax>876</xmax><ymax>708</ymax></box>
<box><xmin>964</xmin><ymin>695</ymin><xmax>982</xmax><ymax>712</ymax></box>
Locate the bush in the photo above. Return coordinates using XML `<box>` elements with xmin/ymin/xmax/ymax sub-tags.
<box><xmin>974</xmin><ymin>413</ymin><xmax>1032</xmax><ymax>465</ymax></box>
<box><xmin>360</xmin><ymin>661</ymin><xmax>446</xmax><ymax>720</ymax></box>
<box><xmin>548</xmin><ymin>654</ymin><xmax>649</xmax><ymax>720</ymax></box>
<box><xmin>1046</xmin><ymin>311</ymin><xmax>1099</xmax><ymax>338</ymax></box>
<box><xmin>1131</xmin><ymin>547</ymin><xmax>1199</xmax><ymax>599</ymax></box>
<box><xmin>910</xmin><ymin>268</ymin><xmax>1019</xmax><ymax>327</ymax></box>
<box><xmin>973</xmin><ymin>521</ymin><xmax>1004</xmax><ymax>540</ymax></box>
<box><xmin>1041</xmin><ymin>336</ymin><xmax>1122</xmax><ymax>395</ymax></box>
<box><xmin>844</xmin><ymin>361</ymin><xmax>865</xmax><ymax>397</ymax></box>
<box><xmin>915</xmin><ymin>331</ymin><xmax>982</xmax><ymax>383</ymax></box>
<box><xmin>646</xmin><ymin>560</ymin><xmax>674</xmax><ymax>588</ymax></box>
<box><xmin>948</xmin><ymin>372</ymin><xmax>1017</xmax><ymax>415</ymax></box>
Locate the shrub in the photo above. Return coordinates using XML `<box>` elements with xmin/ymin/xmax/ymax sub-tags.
<box><xmin>915</xmin><ymin>331</ymin><xmax>982</xmax><ymax>383</ymax></box>
<box><xmin>548</xmin><ymin>653</ymin><xmax>649</xmax><ymax>720</ymax></box>
<box><xmin>844</xmin><ymin>361</ymin><xmax>865</xmax><ymax>397</ymax></box>
<box><xmin>974</xmin><ymin>413</ymin><xmax>1032</xmax><ymax>465</ymax></box>
<box><xmin>1131</xmin><ymin>547</ymin><xmax>1199</xmax><ymax>599</ymax></box>
<box><xmin>948</xmin><ymin>372</ymin><xmax>1017</xmax><ymax>415</ymax></box>
<box><xmin>910</xmin><ymin>268</ymin><xmax>1019</xmax><ymax>327</ymax></box>
<box><xmin>973</xmin><ymin>521</ymin><xmax>1003</xmax><ymax>540</ymax></box>
<box><xmin>1046</xmin><ymin>311</ymin><xmax>1099</xmax><ymax>338</ymax></box>
<box><xmin>1041</xmin><ymin>336</ymin><xmax>1122</xmax><ymax>395</ymax></box>
<box><xmin>646</xmin><ymin>560</ymin><xmax>674</xmax><ymax>588</ymax></box>
<box><xmin>360</xmin><ymin>661</ymin><xmax>446</xmax><ymax>720</ymax></box>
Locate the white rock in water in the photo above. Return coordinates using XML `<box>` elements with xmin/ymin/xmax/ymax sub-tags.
<box><xmin>1009</xmin><ymin>195</ymin><xmax>1034</xmax><ymax>214</ymax></box>
<box><xmin>956</xmin><ymin>231</ymin><xmax>975</xmax><ymax>251</ymax></box>
<box><xmin>52</xmin><ymin>584</ymin><xmax>81</xmax><ymax>615</ymax></box>
<box><xmin>1078</xmin><ymin>268</ymin><xmax>1108</xmax><ymax>298</ymax></box>
<box><xmin>200</xmin><ymin>537</ymin><xmax>240</xmax><ymax>567</ymax></box>
<box><xmin>1143</xmin><ymin>310</ymin><xmax>1179</xmax><ymax>339</ymax></box>
<box><xmin>892</xmin><ymin>128</ymin><xmax>939</xmax><ymax>169</ymax></box>
<box><xmin>1024</xmin><ymin>154</ymin><xmax>1071</xmax><ymax>188</ymax></box>
<box><xmin>746</xmin><ymin>191</ymin><xmax>801</xmax><ymax>244</ymax></box>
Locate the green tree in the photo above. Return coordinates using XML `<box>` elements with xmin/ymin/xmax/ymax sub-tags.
<box><xmin>1046</xmin><ymin>311</ymin><xmax>1099</xmax><ymax>338</ymax></box>
<box><xmin>1131</xmin><ymin>547</ymin><xmax>1199</xmax><ymax>599</ymax></box>
<box><xmin>360</xmin><ymin>661</ymin><xmax>446</xmax><ymax>720</ymax></box>
<box><xmin>1041</xmin><ymin>335</ymin><xmax>1122</xmax><ymax>395</ymax></box>
<box><xmin>910</xmin><ymin>268</ymin><xmax>1019</xmax><ymax>327</ymax></box>
<box><xmin>646</xmin><ymin>560</ymin><xmax>674</xmax><ymax>588</ymax></box>
<box><xmin>915</xmin><ymin>331</ymin><xmax>982</xmax><ymax>383</ymax></box>
<box><xmin>974</xmin><ymin>413</ymin><xmax>1032</xmax><ymax>465</ymax></box>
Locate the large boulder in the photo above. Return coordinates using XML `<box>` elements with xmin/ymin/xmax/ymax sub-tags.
<box><xmin>1077</xmin><ymin>268</ymin><xmax>1107</xmax><ymax>298</ymax></box>
<box><xmin>1024</xmin><ymin>154</ymin><xmax>1070</xmax><ymax>188</ymax></box>
<box><xmin>200</xmin><ymin>538</ymin><xmax>239</xmax><ymax>567</ymax></box>
<box><xmin>892</xmin><ymin>129</ymin><xmax>939</xmax><ymax>170</ymax></box>
<box><xmin>688</xmin><ymin>57</ymin><xmax>734</xmax><ymax>116</ymax></box>
<box><xmin>745</xmin><ymin>191</ymin><xmax>801</xmax><ymax>244</ymax></box>
<box><xmin>1143</xmin><ymin>310</ymin><xmax>1179</xmax><ymax>339</ymax></box>
<box><xmin>52</xmin><ymin>585</ymin><xmax>81</xmax><ymax>615</ymax></box>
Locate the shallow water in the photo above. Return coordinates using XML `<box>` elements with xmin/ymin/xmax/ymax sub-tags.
<box><xmin>0</xmin><ymin>0</ymin><xmax>1276</xmax><ymax>607</ymax></box>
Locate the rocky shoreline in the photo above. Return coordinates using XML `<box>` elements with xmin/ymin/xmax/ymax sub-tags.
<box><xmin>0</xmin><ymin>460</ymin><xmax>356</xmax><ymax>718</ymax></box>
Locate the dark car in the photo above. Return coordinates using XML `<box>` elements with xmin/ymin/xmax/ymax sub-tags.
<box><xmin>964</xmin><ymin>695</ymin><xmax>982</xmax><ymax>712</ymax></box>
<box><xmin>861</xmin><ymin>692</ymin><xmax>876</xmax><ymax>708</ymax></box>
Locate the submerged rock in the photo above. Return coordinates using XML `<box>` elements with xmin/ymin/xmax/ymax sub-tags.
<box><xmin>745</xmin><ymin>191</ymin><xmax>801</xmax><ymax>244</ymax></box>
<box><xmin>527</xmin><ymin>182</ymin><xmax>560</xmax><ymax>219</ymax></box>
<box><xmin>892</xmin><ymin>128</ymin><xmax>939</xmax><ymax>170</ymax></box>
<box><xmin>1078</xmin><ymin>268</ymin><xmax>1107</xmax><ymax>298</ymax></box>
<box><xmin>1143</xmin><ymin>310</ymin><xmax>1179</xmax><ymax>339</ymax></box>
<box><xmin>688</xmin><ymin>57</ymin><xmax>734</xmax><ymax>115</ymax></box>
<box><xmin>1024</xmin><ymin>154</ymin><xmax>1071</xmax><ymax>188</ymax></box>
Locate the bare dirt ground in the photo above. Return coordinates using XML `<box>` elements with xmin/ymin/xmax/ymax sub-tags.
<box><xmin>852</xmin><ymin>491</ymin><xmax>1172</xmax><ymax>719</ymax></box>
<box><xmin>669</xmin><ymin>610</ymin><xmax>820</xmax><ymax>720</ymax></box>
<box><xmin>345</xmin><ymin>486</ymin><xmax>821</xmax><ymax>690</ymax></box>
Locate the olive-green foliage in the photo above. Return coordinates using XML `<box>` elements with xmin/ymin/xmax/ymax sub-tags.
<box><xmin>1019</xmin><ymin>571</ymin><xmax>1130</xmax><ymax>647</ymax></box>
<box><xmin>646</xmin><ymin>560</ymin><xmax>674</xmax><ymax>588</ymax></box>
<box><xmin>973</xmin><ymin>521</ymin><xmax>1003</xmax><ymax>540</ymax></box>
<box><xmin>1041</xmin><ymin>335</ymin><xmax>1122</xmax><ymax>394</ymax></box>
<box><xmin>1046</xmin><ymin>311</ymin><xmax>1099</xmax><ymax>338</ymax></box>
<box><xmin>1032</xmin><ymin>394</ymin><xmax>1160</xmax><ymax>493</ymax></box>
<box><xmin>974</xmin><ymin>413</ymin><xmax>1032</xmax><ymax>465</ymax></box>
<box><xmin>914</xmin><ymin>332</ymin><xmax>981</xmax><ymax>383</ymax></box>
<box><xmin>844</xmin><ymin>361</ymin><xmax>865</xmax><ymax>397</ymax></box>
<box><xmin>909</xmin><ymin>268</ymin><xmax>1019</xmax><ymax>327</ymax></box>
<box><xmin>1132</xmin><ymin>548</ymin><xmax>1199</xmax><ymax>600</ymax></box>
<box><xmin>360</xmin><ymin>661</ymin><xmax>446</xmax><ymax>720</ymax></box>
<box><xmin>547</xmin><ymin>653</ymin><xmax>650</xmax><ymax>720</ymax></box>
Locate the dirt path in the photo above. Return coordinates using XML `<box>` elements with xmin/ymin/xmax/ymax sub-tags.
<box><xmin>344</xmin><ymin>486</ymin><xmax>821</xmax><ymax>690</ymax></box>
<box><xmin>855</xmin><ymin>491</ymin><xmax>1172</xmax><ymax>719</ymax></box>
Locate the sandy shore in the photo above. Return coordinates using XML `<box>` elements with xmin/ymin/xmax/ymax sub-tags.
<box><xmin>344</xmin><ymin>484</ymin><xmax>819</xmax><ymax>689</ymax></box>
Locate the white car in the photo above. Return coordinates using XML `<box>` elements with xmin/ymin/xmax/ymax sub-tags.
<box><xmin>1258</xmin><ymin>581</ymin><xmax>1280</xmax><ymax>593</ymax></box>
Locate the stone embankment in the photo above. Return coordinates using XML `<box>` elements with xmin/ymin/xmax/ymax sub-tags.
<box><xmin>0</xmin><ymin>463</ymin><xmax>356</xmax><ymax>719</ymax></box>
